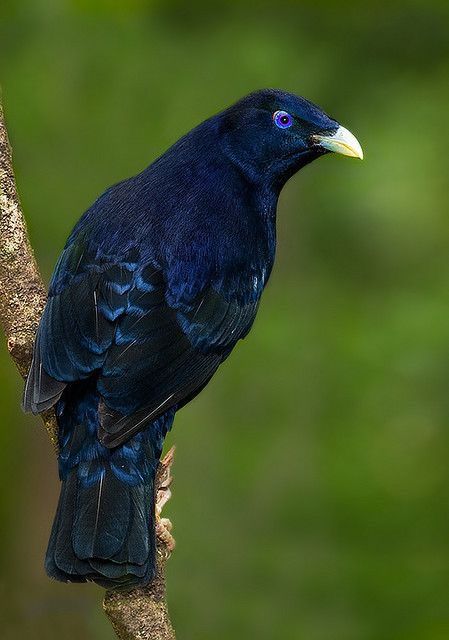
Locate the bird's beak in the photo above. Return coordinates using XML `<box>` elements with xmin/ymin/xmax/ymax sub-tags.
<box><xmin>312</xmin><ymin>125</ymin><xmax>364</xmax><ymax>160</ymax></box>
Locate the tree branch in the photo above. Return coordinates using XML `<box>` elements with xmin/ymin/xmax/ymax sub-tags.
<box><xmin>0</xmin><ymin>93</ymin><xmax>176</xmax><ymax>640</ymax></box>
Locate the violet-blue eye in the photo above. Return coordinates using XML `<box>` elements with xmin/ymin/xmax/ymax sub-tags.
<box><xmin>273</xmin><ymin>110</ymin><xmax>293</xmax><ymax>129</ymax></box>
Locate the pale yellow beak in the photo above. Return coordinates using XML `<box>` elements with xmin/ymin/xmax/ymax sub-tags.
<box><xmin>313</xmin><ymin>125</ymin><xmax>364</xmax><ymax>160</ymax></box>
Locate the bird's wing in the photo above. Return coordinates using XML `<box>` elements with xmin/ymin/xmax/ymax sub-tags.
<box><xmin>23</xmin><ymin>238</ymin><xmax>120</xmax><ymax>414</ymax></box>
<box><xmin>96</xmin><ymin>263</ymin><xmax>259</xmax><ymax>447</ymax></box>
<box><xmin>24</xmin><ymin>242</ymin><xmax>259</xmax><ymax>447</ymax></box>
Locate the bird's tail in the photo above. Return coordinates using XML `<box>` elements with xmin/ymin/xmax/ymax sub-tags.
<box><xmin>45</xmin><ymin>462</ymin><xmax>157</xmax><ymax>590</ymax></box>
<box><xmin>45</xmin><ymin>386</ymin><xmax>172</xmax><ymax>590</ymax></box>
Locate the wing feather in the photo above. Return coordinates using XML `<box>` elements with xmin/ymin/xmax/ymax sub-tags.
<box><xmin>24</xmin><ymin>245</ymin><xmax>259</xmax><ymax>447</ymax></box>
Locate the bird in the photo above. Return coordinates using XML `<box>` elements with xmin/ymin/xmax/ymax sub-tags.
<box><xmin>23</xmin><ymin>89</ymin><xmax>363</xmax><ymax>590</ymax></box>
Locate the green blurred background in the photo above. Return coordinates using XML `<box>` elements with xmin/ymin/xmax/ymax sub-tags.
<box><xmin>1</xmin><ymin>1</ymin><xmax>448</xmax><ymax>638</ymax></box>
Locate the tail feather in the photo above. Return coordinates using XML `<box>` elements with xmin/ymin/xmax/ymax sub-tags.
<box><xmin>73</xmin><ymin>470</ymin><xmax>131</xmax><ymax>560</ymax></box>
<box><xmin>47</xmin><ymin>472</ymin><xmax>92</xmax><ymax>582</ymax></box>
<box><xmin>45</xmin><ymin>385</ymin><xmax>172</xmax><ymax>590</ymax></box>
<box><xmin>46</xmin><ymin>465</ymin><xmax>157</xmax><ymax>590</ymax></box>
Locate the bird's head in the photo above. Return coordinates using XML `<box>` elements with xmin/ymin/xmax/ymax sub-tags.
<box><xmin>218</xmin><ymin>89</ymin><xmax>363</xmax><ymax>188</ymax></box>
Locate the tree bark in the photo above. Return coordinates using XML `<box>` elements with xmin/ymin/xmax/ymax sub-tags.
<box><xmin>0</xmin><ymin>93</ymin><xmax>176</xmax><ymax>640</ymax></box>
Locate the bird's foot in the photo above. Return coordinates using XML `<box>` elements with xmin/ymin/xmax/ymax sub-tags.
<box><xmin>155</xmin><ymin>446</ymin><xmax>176</xmax><ymax>554</ymax></box>
<box><xmin>156</xmin><ymin>517</ymin><xmax>175</xmax><ymax>553</ymax></box>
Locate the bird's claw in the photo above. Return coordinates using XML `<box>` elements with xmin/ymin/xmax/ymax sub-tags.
<box><xmin>155</xmin><ymin>446</ymin><xmax>176</xmax><ymax>555</ymax></box>
<box><xmin>156</xmin><ymin>517</ymin><xmax>176</xmax><ymax>553</ymax></box>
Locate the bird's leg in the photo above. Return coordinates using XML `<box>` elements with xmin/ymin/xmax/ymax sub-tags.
<box><xmin>155</xmin><ymin>446</ymin><xmax>176</xmax><ymax>554</ymax></box>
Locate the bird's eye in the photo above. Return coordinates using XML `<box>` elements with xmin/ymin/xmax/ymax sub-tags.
<box><xmin>273</xmin><ymin>110</ymin><xmax>293</xmax><ymax>129</ymax></box>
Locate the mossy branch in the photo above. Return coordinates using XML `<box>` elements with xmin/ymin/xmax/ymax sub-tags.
<box><xmin>0</xmin><ymin>93</ymin><xmax>176</xmax><ymax>640</ymax></box>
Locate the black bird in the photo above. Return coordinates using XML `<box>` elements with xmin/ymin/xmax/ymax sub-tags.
<box><xmin>23</xmin><ymin>89</ymin><xmax>363</xmax><ymax>589</ymax></box>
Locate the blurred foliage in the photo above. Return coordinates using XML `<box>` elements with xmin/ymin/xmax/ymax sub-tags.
<box><xmin>0</xmin><ymin>1</ymin><xmax>448</xmax><ymax>639</ymax></box>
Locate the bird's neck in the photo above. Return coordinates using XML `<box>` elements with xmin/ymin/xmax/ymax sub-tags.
<box><xmin>220</xmin><ymin>140</ymin><xmax>276</xmax><ymax>195</ymax></box>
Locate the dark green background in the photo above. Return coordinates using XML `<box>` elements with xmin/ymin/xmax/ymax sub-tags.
<box><xmin>1</xmin><ymin>1</ymin><xmax>448</xmax><ymax>638</ymax></box>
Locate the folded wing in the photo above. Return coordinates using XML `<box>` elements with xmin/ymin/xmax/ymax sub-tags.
<box><xmin>24</xmin><ymin>244</ymin><xmax>259</xmax><ymax>448</ymax></box>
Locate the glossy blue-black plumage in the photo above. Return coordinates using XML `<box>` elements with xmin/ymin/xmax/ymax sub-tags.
<box><xmin>23</xmin><ymin>89</ymin><xmax>340</xmax><ymax>589</ymax></box>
